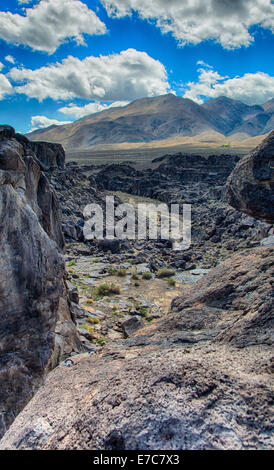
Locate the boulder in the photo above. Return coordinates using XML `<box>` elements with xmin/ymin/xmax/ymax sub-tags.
<box><xmin>121</xmin><ymin>316</ymin><xmax>144</xmax><ymax>337</ymax></box>
<box><xmin>226</xmin><ymin>130</ymin><xmax>274</xmax><ymax>224</ymax></box>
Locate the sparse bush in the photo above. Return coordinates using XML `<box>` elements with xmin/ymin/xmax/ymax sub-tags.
<box><xmin>134</xmin><ymin>281</ymin><xmax>140</xmax><ymax>287</ymax></box>
<box><xmin>108</xmin><ymin>266</ymin><xmax>117</xmax><ymax>275</ymax></box>
<box><xmin>131</xmin><ymin>273</ymin><xmax>139</xmax><ymax>280</ymax></box>
<box><xmin>156</xmin><ymin>268</ymin><xmax>175</xmax><ymax>278</ymax></box>
<box><xmin>96</xmin><ymin>283</ymin><xmax>121</xmax><ymax>296</ymax></box>
<box><xmin>87</xmin><ymin>316</ymin><xmax>100</xmax><ymax>325</ymax></box>
<box><xmin>117</xmin><ymin>268</ymin><xmax>127</xmax><ymax>277</ymax></box>
<box><xmin>142</xmin><ymin>272</ymin><xmax>153</xmax><ymax>280</ymax></box>
<box><xmin>168</xmin><ymin>278</ymin><xmax>176</xmax><ymax>286</ymax></box>
<box><xmin>82</xmin><ymin>324</ymin><xmax>95</xmax><ymax>336</ymax></box>
<box><xmin>67</xmin><ymin>259</ymin><xmax>76</xmax><ymax>267</ymax></box>
<box><xmin>96</xmin><ymin>337</ymin><xmax>106</xmax><ymax>345</ymax></box>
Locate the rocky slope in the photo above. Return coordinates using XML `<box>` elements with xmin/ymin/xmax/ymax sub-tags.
<box><xmin>1</xmin><ymin>132</ymin><xmax>273</xmax><ymax>450</ymax></box>
<box><xmin>0</xmin><ymin>126</ymin><xmax>83</xmax><ymax>439</ymax></box>
<box><xmin>0</xmin><ymin>246</ymin><xmax>272</xmax><ymax>450</ymax></box>
<box><xmin>27</xmin><ymin>95</ymin><xmax>274</xmax><ymax>150</ymax></box>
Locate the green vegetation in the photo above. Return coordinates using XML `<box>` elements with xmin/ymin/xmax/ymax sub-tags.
<box><xmin>96</xmin><ymin>337</ymin><xmax>106</xmax><ymax>345</ymax></box>
<box><xmin>117</xmin><ymin>268</ymin><xmax>127</xmax><ymax>277</ymax></box>
<box><xmin>108</xmin><ymin>266</ymin><xmax>117</xmax><ymax>275</ymax></box>
<box><xmin>156</xmin><ymin>267</ymin><xmax>175</xmax><ymax>278</ymax></box>
<box><xmin>142</xmin><ymin>272</ymin><xmax>153</xmax><ymax>280</ymax></box>
<box><xmin>168</xmin><ymin>278</ymin><xmax>176</xmax><ymax>286</ymax></box>
<box><xmin>96</xmin><ymin>283</ymin><xmax>121</xmax><ymax>297</ymax></box>
<box><xmin>82</xmin><ymin>324</ymin><xmax>95</xmax><ymax>336</ymax></box>
<box><xmin>86</xmin><ymin>316</ymin><xmax>100</xmax><ymax>325</ymax></box>
<box><xmin>67</xmin><ymin>259</ymin><xmax>76</xmax><ymax>267</ymax></box>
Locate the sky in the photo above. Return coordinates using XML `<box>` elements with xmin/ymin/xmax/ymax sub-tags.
<box><xmin>0</xmin><ymin>0</ymin><xmax>273</xmax><ymax>134</ymax></box>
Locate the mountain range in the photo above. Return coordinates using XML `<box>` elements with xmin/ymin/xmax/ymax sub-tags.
<box><xmin>27</xmin><ymin>94</ymin><xmax>274</xmax><ymax>150</ymax></box>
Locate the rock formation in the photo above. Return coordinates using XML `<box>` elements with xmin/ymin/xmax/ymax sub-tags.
<box><xmin>226</xmin><ymin>130</ymin><xmax>274</xmax><ymax>224</ymax></box>
<box><xmin>0</xmin><ymin>126</ymin><xmax>82</xmax><ymax>439</ymax></box>
<box><xmin>0</xmin><ymin>131</ymin><xmax>273</xmax><ymax>450</ymax></box>
<box><xmin>0</xmin><ymin>246</ymin><xmax>272</xmax><ymax>450</ymax></box>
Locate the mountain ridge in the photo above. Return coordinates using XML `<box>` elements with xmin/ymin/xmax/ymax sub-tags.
<box><xmin>27</xmin><ymin>94</ymin><xmax>274</xmax><ymax>150</ymax></box>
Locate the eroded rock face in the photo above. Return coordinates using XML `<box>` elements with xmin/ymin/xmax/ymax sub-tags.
<box><xmin>0</xmin><ymin>247</ymin><xmax>273</xmax><ymax>450</ymax></box>
<box><xmin>0</xmin><ymin>126</ymin><xmax>81</xmax><ymax>438</ymax></box>
<box><xmin>226</xmin><ymin>130</ymin><xmax>274</xmax><ymax>224</ymax></box>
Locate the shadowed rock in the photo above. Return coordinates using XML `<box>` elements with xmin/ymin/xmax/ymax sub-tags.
<box><xmin>0</xmin><ymin>127</ymin><xmax>82</xmax><ymax>438</ymax></box>
<box><xmin>226</xmin><ymin>130</ymin><xmax>274</xmax><ymax>224</ymax></box>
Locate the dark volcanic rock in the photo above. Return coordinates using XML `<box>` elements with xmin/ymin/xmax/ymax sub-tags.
<box><xmin>0</xmin><ymin>247</ymin><xmax>273</xmax><ymax>450</ymax></box>
<box><xmin>0</xmin><ymin>129</ymin><xmax>82</xmax><ymax>438</ymax></box>
<box><xmin>226</xmin><ymin>130</ymin><xmax>274</xmax><ymax>224</ymax></box>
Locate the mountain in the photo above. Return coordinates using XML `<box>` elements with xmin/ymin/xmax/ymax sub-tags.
<box><xmin>27</xmin><ymin>94</ymin><xmax>274</xmax><ymax>150</ymax></box>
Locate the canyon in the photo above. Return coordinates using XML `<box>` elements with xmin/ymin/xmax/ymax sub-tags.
<box><xmin>0</xmin><ymin>126</ymin><xmax>273</xmax><ymax>449</ymax></box>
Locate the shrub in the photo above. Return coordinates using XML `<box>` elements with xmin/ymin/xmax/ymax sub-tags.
<box><xmin>134</xmin><ymin>281</ymin><xmax>140</xmax><ymax>287</ymax></box>
<box><xmin>96</xmin><ymin>283</ymin><xmax>121</xmax><ymax>296</ymax></box>
<box><xmin>108</xmin><ymin>266</ymin><xmax>117</xmax><ymax>275</ymax></box>
<box><xmin>168</xmin><ymin>278</ymin><xmax>176</xmax><ymax>286</ymax></box>
<box><xmin>87</xmin><ymin>316</ymin><xmax>100</xmax><ymax>324</ymax></box>
<box><xmin>67</xmin><ymin>259</ymin><xmax>76</xmax><ymax>267</ymax></box>
<box><xmin>142</xmin><ymin>272</ymin><xmax>153</xmax><ymax>280</ymax></box>
<box><xmin>131</xmin><ymin>273</ymin><xmax>139</xmax><ymax>280</ymax></box>
<box><xmin>156</xmin><ymin>268</ymin><xmax>175</xmax><ymax>278</ymax></box>
<box><xmin>96</xmin><ymin>337</ymin><xmax>106</xmax><ymax>345</ymax></box>
<box><xmin>117</xmin><ymin>268</ymin><xmax>127</xmax><ymax>277</ymax></box>
<box><xmin>82</xmin><ymin>324</ymin><xmax>95</xmax><ymax>336</ymax></box>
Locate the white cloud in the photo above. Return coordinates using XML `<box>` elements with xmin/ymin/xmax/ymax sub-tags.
<box><xmin>59</xmin><ymin>100</ymin><xmax>129</xmax><ymax>118</ymax></box>
<box><xmin>0</xmin><ymin>65</ymin><xmax>13</xmax><ymax>99</ymax></box>
<box><xmin>9</xmin><ymin>48</ymin><xmax>170</xmax><ymax>102</ymax></box>
<box><xmin>196</xmin><ymin>60</ymin><xmax>213</xmax><ymax>69</ymax></box>
<box><xmin>101</xmin><ymin>0</ymin><xmax>274</xmax><ymax>49</ymax></box>
<box><xmin>0</xmin><ymin>0</ymin><xmax>106</xmax><ymax>54</ymax></box>
<box><xmin>30</xmin><ymin>115</ymin><xmax>72</xmax><ymax>132</ymax></box>
<box><xmin>5</xmin><ymin>55</ymin><xmax>15</xmax><ymax>64</ymax></box>
<box><xmin>0</xmin><ymin>73</ymin><xmax>13</xmax><ymax>100</ymax></box>
<box><xmin>183</xmin><ymin>66</ymin><xmax>274</xmax><ymax>105</ymax></box>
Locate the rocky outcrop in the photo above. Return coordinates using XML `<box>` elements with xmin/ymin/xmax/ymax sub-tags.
<box><xmin>0</xmin><ymin>126</ymin><xmax>82</xmax><ymax>439</ymax></box>
<box><xmin>0</xmin><ymin>246</ymin><xmax>273</xmax><ymax>450</ymax></box>
<box><xmin>226</xmin><ymin>130</ymin><xmax>274</xmax><ymax>224</ymax></box>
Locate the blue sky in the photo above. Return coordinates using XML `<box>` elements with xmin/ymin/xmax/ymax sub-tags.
<box><xmin>0</xmin><ymin>0</ymin><xmax>273</xmax><ymax>134</ymax></box>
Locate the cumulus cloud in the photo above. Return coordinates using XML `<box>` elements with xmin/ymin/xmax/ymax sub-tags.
<box><xmin>9</xmin><ymin>48</ymin><xmax>170</xmax><ymax>102</ymax></box>
<box><xmin>0</xmin><ymin>67</ymin><xmax>13</xmax><ymax>100</ymax></box>
<box><xmin>101</xmin><ymin>0</ymin><xmax>274</xmax><ymax>49</ymax></box>
<box><xmin>59</xmin><ymin>100</ymin><xmax>129</xmax><ymax>118</ymax></box>
<box><xmin>30</xmin><ymin>115</ymin><xmax>72</xmax><ymax>131</ymax></box>
<box><xmin>0</xmin><ymin>0</ymin><xmax>106</xmax><ymax>54</ymax></box>
<box><xmin>5</xmin><ymin>55</ymin><xmax>15</xmax><ymax>64</ymax></box>
<box><xmin>183</xmin><ymin>66</ymin><xmax>274</xmax><ymax>105</ymax></box>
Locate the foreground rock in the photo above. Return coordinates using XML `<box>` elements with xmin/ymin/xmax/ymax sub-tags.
<box><xmin>0</xmin><ymin>126</ymin><xmax>82</xmax><ymax>438</ymax></box>
<box><xmin>1</xmin><ymin>246</ymin><xmax>273</xmax><ymax>450</ymax></box>
<box><xmin>226</xmin><ymin>130</ymin><xmax>274</xmax><ymax>224</ymax></box>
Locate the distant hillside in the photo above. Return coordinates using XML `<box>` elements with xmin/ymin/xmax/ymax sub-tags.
<box><xmin>27</xmin><ymin>94</ymin><xmax>273</xmax><ymax>150</ymax></box>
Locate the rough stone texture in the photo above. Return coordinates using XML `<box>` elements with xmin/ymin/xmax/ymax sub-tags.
<box><xmin>121</xmin><ymin>316</ymin><xmax>144</xmax><ymax>337</ymax></box>
<box><xmin>0</xmin><ymin>126</ymin><xmax>82</xmax><ymax>439</ymax></box>
<box><xmin>1</xmin><ymin>247</ymin><xmax>273</xmax><ymax>450</ymax></box>
<box><xmin>226</xmin><ymin>130</ymin><xmax>274</xmax><ymax>224</ymax></box>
